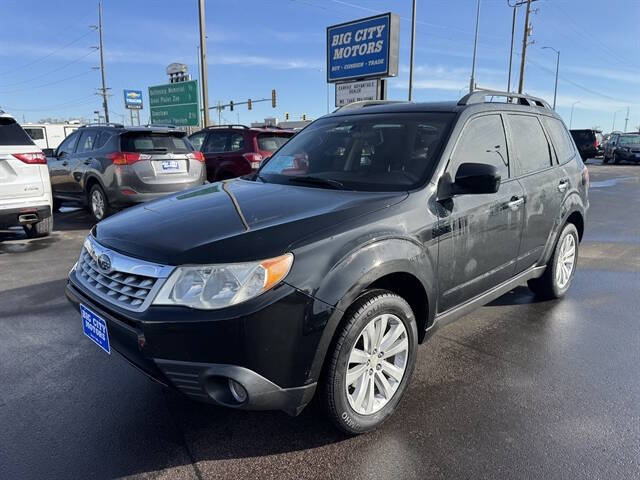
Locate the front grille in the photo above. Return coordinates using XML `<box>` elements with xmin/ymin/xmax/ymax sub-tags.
<box><xmin>73</xmin><ymin>236</ymin><xmax>173</xmax><ymax>312</ymax></box>
<box><xmin>77</xmin><ymin>249</ymin><xmax>156</xmax><ymax>309</ymax></box>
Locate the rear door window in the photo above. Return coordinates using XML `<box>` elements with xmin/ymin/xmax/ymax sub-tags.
<box><xmin>541</xmin><ymin>117</ymin><xmax>575</xmax><ymax>164</ymax></box>
<box><xmin>121</xmin><ymin>133</ymin><xmax>192</xmax><ymax>153</ymax></box>
<box><xmin>93</xmin><ymin>131</ymin><xmax>111</xmax><ymax>150</ymax></box>
<box><xmin>449</xmin><ymin>114</ymin><xmax>510</xmax><ymax>179</ymax></box>
<box><xmin>508</xmin><ymin>115</ymin><xmax>553</xmax><ymax>175</ymax></box>
<box><xmin>0</xmin><ymin>117</ymin><xmax>34</xmax><ymax>146</ymax></box>
<box><xmin>229</xmin><ymin>133</ymin><xmax>245</xmax><ymax>152</ymax></box>
<box><xmin>203</xmin><ymin>132</ymin><xmax>229</xmax><ymax>153</ymax></box>
<box><xmin>257</xmin><ymin>133</ymin><xmax>292</xmax><ymax>152</ymax></box>
<box><xmin>76</xmin><ymin>130</ymin><xmax>98</xmax><ymax>153</ymax></box>
<box><xmin>188</xmin><ymin>132</ymin><xmax>206</xmax><ymax>151</ymax></box>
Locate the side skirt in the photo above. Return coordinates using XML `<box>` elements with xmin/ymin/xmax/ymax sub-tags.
<box><xmin>426</xmin><ymin>265</ymin><xmax>546</xmax><ymax>336</ymax></box>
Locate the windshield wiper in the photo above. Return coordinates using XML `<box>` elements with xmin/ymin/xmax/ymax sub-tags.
<box><xmin>286</xmin><ymin>175</ymin><xmax>346</xmax><ymax>190</ymax></box>
<box><xmin>255</xmin><ymin>173</ymin><xmax>269</xmax><ymax>183</ymax></box>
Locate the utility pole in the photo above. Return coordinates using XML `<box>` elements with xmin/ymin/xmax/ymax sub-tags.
<box><xmin>198</xmin><ymin>0</ymin><xmax>210</xmax><ymax>127</ymax></box>
<box><xmin>570</xmin><ymin>100</ymin><xmax>580</xmax><ymax>129</ymax></box>
<box><xmin>469</xmin><ymin>0</ymin><xmax>481</xmax><ymax>93</ymax></box>
<box><xmin>408</xmin><ymin>0</ymin><xmax>417</xmax><ymax>100</ymax></box>
<box><xmin>517</xmin><ymin>0</ymin><xmax>532</xmax><ymax>94</ymax></box>
<box><xmin>624</xmin><ymin>107</ymin><xmax>630</xmax><ymax>132</ymax></box>
<box><xmin>98</xmin><ymin>0</ymin><xmax>109</xmax><ymax>123</ymax></box>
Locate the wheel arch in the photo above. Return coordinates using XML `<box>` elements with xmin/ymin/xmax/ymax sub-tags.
<box><xmin>305</xmin><ymin>237</ymin><xmax>436</xmax><ymax>384</ymax></box>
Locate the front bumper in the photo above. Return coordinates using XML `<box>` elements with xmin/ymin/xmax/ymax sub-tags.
<box><xmin>65</xmin><ymin>276</ymin><xmax>328</xmax><ymax>415</ymax></box>
<box><xmin>0</xmin><ymin>204</ymin><xmax>51</xmax><ymax>227</ymax></box>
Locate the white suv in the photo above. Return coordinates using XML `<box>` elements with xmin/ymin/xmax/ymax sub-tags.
<box><xmin>0</xmin><ymin>111</ymin><xmax>53</xmax><ymax>237</ymax></box>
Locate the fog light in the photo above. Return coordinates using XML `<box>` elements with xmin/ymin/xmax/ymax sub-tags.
<box><xmin>228</xmin><ymin>378</ymin><xmax>248</xmax><ymax>403</ymax></box>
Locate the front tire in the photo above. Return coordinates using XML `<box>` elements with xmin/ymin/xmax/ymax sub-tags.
<box><xmin>88</xmin><ymin>184</ymin><xmax>110</xmax><ymax>222</ymax></box>
<box><xmin>528</xmin><ymin>223</ymin><xmax>579</xmax><ymax>299</ymax></box>
<box><xmin>613</xmin><ymin>153</ymin><xmax>621</xmax><ymax>164</ymax></box>
<box><xmin>321</xmin><ymin>290</ymin><xmax>418</xmax><ymax>435</ymax></box>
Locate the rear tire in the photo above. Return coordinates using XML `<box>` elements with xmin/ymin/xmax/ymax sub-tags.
<box><xmin>602</xmin><ymin>155</ymin><xmax>609</xmax><ymax>164</ymax></box>
<box><xmin>23</xmin><ymin>215</ymin><xmax>53</xmax><ymax>238</ymax></box>
<box><xmin>613</xmin><ymin>153</ymin><xmax>620</xmax><ymax>164</ymax></box>
<box><xmin>527</xmin><ymin>223</ymin><xmax>579</xmax><ymax>300</ymax></box>
<box><xmin>88</xmin><ymin>184</ymin><xmax>110</xmax><ymax>222</ymax></box>
<box><xmin>321</xmin><ymin>290</ymin><xmax>418</xmax><ymax>435</ymax></box>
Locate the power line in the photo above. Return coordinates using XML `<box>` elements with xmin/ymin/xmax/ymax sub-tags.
<box><xmin>0</xmin><ymin>29</ymin><xmax>95</xmax><ymax>76</ymax></box>
<box><xmin>0</xmin><ymin>70</ymin><xmax>95</xmax><ymax>95</ymax></box>
<box><xmin>0</xmin><ymin>49</ymin><xmax>97</xmax><ymax>88</ymax></box>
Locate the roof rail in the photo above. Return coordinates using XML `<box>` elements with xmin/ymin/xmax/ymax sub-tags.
<box><xmin>334</xmin><ymin>100</ymin><xmax>407</xmax><ymax>112</ymax></box>
<box><xmin>204</xmin><ymin>124</ymin><xmax>249</xmax><ymax>129</ymax></box>
<box><xmin>80</xmin><ymin>122</ymin><xmax>125</xmax><ymax>128</ymax></box>
<box><xmin>144</xmin><ymin>123</ymin><xmax>178</xmax><ymax>129</ymax></box>
<box><xmin>458</xmin><ymin>90</ymin><xmax>551</xmax><ymax>109</ymax></box>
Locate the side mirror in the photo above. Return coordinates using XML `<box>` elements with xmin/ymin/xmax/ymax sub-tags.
<box><xmin>42</xmin><ymin>148</ymin><xmax>55</xmax><ymax>157</ymax></box>
<box><xmin>453</xmin><ymin>162</ymin><xmax>501</xmax><ymax>195</ymax></box>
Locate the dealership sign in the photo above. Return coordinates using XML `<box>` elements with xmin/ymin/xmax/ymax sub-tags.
<box><xmin>148</xmin><ymin>80</ymin><xmax>199</xmax><ymax>126</ymax></box>
<box><xmin>335</xmin><ymin>79</ymin><xmax>381</xmax><ymax>107</ymax></box>
<box><xmin>326</xmin><ymin>13</ymin><xmax>399</xmax><ymax>83</ymax></box>
<box><xmin>123</xmin><ymin>89</ymin><xmax>143</xmax><ymax>110</ymax></box>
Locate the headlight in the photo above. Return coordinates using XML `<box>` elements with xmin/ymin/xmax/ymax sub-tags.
<box><xmin>152</xmin><ymin>254</ymin><xmax>293</xmax><ymax>310</ymax></box>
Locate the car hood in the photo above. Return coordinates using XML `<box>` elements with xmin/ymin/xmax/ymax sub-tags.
<box><xmin>94</xmin><ymin>179</ymin><xmax>407</xmax><ymax>265</ymax></box>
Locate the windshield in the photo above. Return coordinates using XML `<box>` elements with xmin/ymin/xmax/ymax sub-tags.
<box><xmin>618</xmin><ymin>135</ymin><xmax>640</xmax><ymax>145</ymax></box>
<box><xmin>258</xmin><ymin>112</ymin><xmax>454</xmax><ymax>191</ymax></box>
<box><xmin>121</xmin><ymin>132</ymin><xmax>192</xmax><ymax>153</ymax></box>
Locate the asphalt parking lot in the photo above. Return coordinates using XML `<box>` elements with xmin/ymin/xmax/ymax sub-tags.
<box><xmin>1</xmin><ymin>160</ymin><xmax>639</xmax><ymax>480</ymax></box>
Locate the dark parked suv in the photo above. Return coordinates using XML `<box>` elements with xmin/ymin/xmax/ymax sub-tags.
<box><xmin>48</xmin><ymin>124</ymin><xmax>206</xmax><ymax>221</ymax></box>
<box><xmin>66</xmin><ymin>91</ymin><xmax>589</xmax><ymax>434</ymax></box>
<box><xmin>603</xmin><ymin>133</ymin><xmax>640</xmax><ymax>164</ymax></box>
<box><xmin>569</xmin><ymin>129</ymin><xmax>600</xmax><ymax>160</ymax></box>
<box><xmin>188</xmin><ymin>125</ymin><xmax>294</xmax><ymax>182</ymax></box>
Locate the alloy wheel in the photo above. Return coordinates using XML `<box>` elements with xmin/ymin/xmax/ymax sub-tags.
<box><xmin>345</xmin><ymin>313</ymin><xmax>409</xmax><ymax>415</ymax></box>
<box><xmin>556</xmin><ymin>233</ymin><xmax>576</xmax><ymax>289</ymax></box>
<box><xmin>91</xmin><ymin>190</ymin><xmax>105</xmax><ymax>220</ymax></box>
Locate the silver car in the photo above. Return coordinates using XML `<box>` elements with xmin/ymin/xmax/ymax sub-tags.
<box><xmin>47</xmin><ymin>125</ymin><xmax>206</xmax><ymax>221</ymax></box>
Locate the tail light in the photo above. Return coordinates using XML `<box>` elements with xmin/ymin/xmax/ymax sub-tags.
<box><xmin>12</xmin><ymin>152</ymin><xmax>46</xmax><ymax>164</ymax></box>
<box><xmin>243</xmin><ymin>152</ymin><xmax>263</xmax><ymax>170</ymax></box>
<box><xmin>187</xmin><ymin>151</ymin><xmax>205</xmax><ymax>162</ymax></box>
<box><xmin>106</xmin><ymin>152</ymin><xmax>141</xmax><ymax>165</ymax></box>
<box><xmin>594</xmin><ymin>139</ymin><xmax>599</xmax><ymax>148</ymax></box>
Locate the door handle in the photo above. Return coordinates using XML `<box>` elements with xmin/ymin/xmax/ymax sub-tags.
<box><xmin>507</xmin><ymin>196</ymin><xmax>525</xmax><ymax>211</ymax></box>
<box><xmin>558</xmin><ymin>179</ymin><xmax>569</xmax><ymax>192</ymax></box>
<box><xmin>61</xmin><ymin>161</ymin><xmax>69</xmax><ymax>167</ymax></box>
<box><xmin>83</xmin><ymin>159</ymin><xmax>92</xmax><ymax>165</ymax></box>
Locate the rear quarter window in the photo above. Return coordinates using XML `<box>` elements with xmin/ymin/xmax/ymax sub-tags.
<box><xmin>0</xmin><ymin>118</ymin><xmax>35</xmax><ymax>146</ymax></box>
<box><xmin>542</xmin><ymin>117</ymin><xmax>576</xmax><ymax>164</ymax></box>
<box><xmin>508</xmin><ymin>115</ymin><xmax>553</xmax><ymax>175</ymax></box>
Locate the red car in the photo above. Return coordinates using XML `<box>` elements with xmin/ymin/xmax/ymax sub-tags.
<box><xmin>188</xmin><ymin>125</ymin><xmax>295</xmax><ymax>182</ymax></box>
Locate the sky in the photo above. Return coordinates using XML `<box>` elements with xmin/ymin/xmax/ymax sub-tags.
<box><xmin>0</xmin><ymin>0</ymin><xmax>639</xmax><ymax>131</ymax></box>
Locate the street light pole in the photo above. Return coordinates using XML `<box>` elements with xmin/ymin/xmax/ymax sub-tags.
<box><xmin>611</xmin><ymin>108</ymin><xmax>625</xmax><ymax>132</ymax></box>
<box><xmin>570</xmin><ymin>100</ymin><xmax>580</xmax><ymax>129</ymax></box>
<box><xmin>542</xmin><ymin>46</ymin><xmax>559</xmax><ymax>110</ymax></box>
<box><xmin>408</xmin><ymin>0</ymin><xmax>417</xmax><ymax>100</ymax></box>
<box><xmin>98</xmin><ymin>0</ymin><xmax>109</xmax><ymax>123</ymax></box>
<box><xmin>197</xmin><ymin>0</ymin><xmax>210</xmax><ymax>127</ymax></box>
<box><xmin>624</xmin><ymin>106</ymin><xmax>630</xmax><ymax>132</ymax></box>
<box><xmin>469</xmin><ymin>0</ymin><xmax>481</xmax><ymax>93</ymax></box>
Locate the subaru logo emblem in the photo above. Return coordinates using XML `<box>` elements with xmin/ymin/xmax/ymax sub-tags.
<box><xmin>97</xmin><ymin>254</ymin><xmax>112</xmax><ymax>273</ymax></box>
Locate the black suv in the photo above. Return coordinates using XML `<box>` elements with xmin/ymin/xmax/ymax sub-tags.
<box><xmin>569</xmin><ymin>129</ymin><xmax>600</xmax><ymax>160</ymax></box>
<box><xmin>65</xmin><ymin>91</ymin><xmax>589</xmax><ymax>434</ymax></box>
<box><xmin>47</xmin><ymin>124</ymin><xmax>206</xmax><ymax>221</ymax></box>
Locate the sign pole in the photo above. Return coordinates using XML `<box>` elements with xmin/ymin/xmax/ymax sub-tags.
<box><xmin>198</xmin><ymin>0</ymin><xmax>210</xmax><ymax>127</ymax></box>
<box><xmin>408</xmin><ymin>0</ymin><xmax>417</xmax><ymax>101</ymax></box>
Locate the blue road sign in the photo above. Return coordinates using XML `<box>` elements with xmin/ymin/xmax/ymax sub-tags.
<box><xmin>123</xmin><ymin>89</ymin><xmax>144</xmax><ymax>110</ymax></box>
<box><xmin>327</xmin><ymin>13</ymin><xmax>399</xmax><ymax>83</ymax></box>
